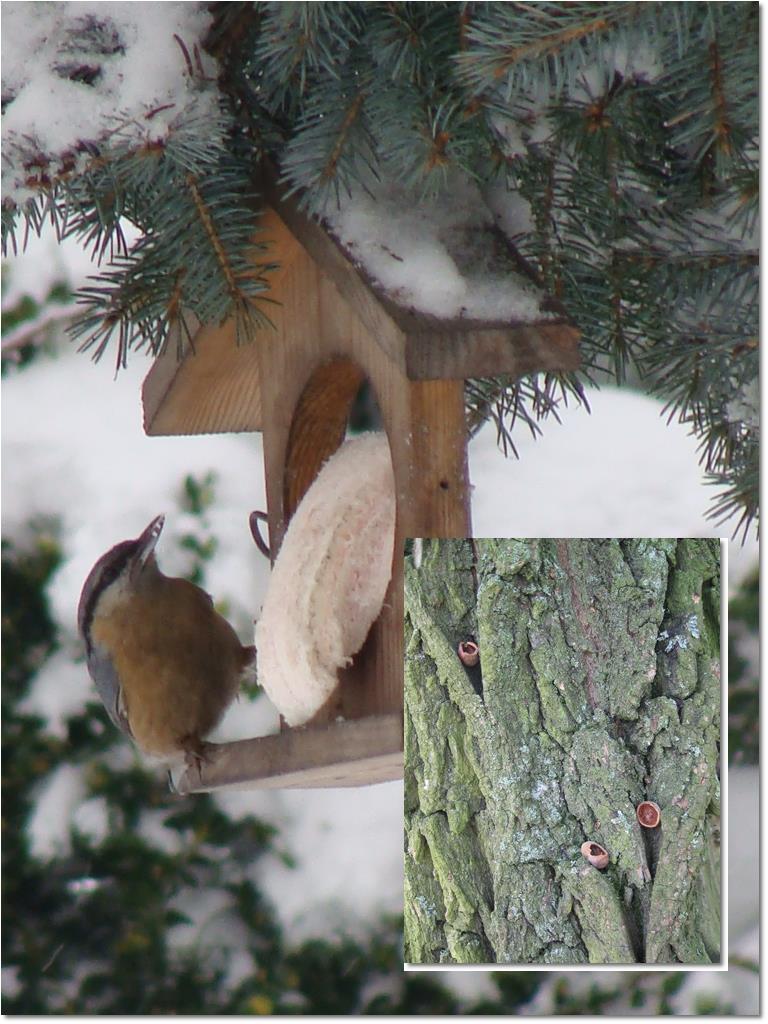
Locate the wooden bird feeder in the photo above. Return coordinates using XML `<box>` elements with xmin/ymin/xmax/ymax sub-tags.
<box><xmin>142</xmin><ymin>168</ymin><xmax>580</xmax><ymax>793</ymax></box>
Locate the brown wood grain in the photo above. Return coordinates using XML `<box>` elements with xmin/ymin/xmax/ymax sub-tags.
<box><xmin>403</xmin><ymin>321</ymin><xmax>581</xmax><ymax>379</ymax></box>
<box><xmin>283</xmin><ymin>358</ymin><xmax>365</xmax><ymax>518</ymax></box>
<box><xmin>143</xmin><ymin>313</ymin><xmax>264</xmax><ymax>435</ymax></box>
<box><xmin>174</xmin><ymin>713</ymin><xmax>403</xmax><ymax>792</ymax></box>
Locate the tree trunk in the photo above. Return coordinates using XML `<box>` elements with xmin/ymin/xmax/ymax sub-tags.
<box><xmin>403</xmin><ymin>538</ymin><xmax>721</xmax><ymax>965</ymax></box>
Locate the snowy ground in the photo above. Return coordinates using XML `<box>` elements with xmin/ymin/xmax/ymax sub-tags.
<box><xmin>2</xmin><ymin>227</ymin><xmax>758</xmax><ymax>1011</ymax></box>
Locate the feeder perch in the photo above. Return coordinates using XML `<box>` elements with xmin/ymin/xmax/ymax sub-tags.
<box><xmin>142</xmin><ymin>166</ymin><xmax>580</xmax><ymax>792</ymax></box>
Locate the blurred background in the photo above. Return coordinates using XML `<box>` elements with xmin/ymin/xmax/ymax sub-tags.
<box><xmin>2</xmin><ymin>227</ymin><xmax>757</xmax><ymax>1013</ymax></box>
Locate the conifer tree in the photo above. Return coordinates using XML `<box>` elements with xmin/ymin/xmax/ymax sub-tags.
<box><xmin>1</xmin><ymin>2</ymin><xmax>758</xmax><ymax>532</ymax></box>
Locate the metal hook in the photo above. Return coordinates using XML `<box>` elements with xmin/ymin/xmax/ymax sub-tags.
<box><xmin>249</xmin><ymin>510</ymin><xmax>271</xmax><ymax>560</ymax></box>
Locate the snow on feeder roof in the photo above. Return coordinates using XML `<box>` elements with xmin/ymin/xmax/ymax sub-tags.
<box><xmin>322</xmin><ymin>174</ymin><xmax>557</xmax><ymax>324</ymax></box>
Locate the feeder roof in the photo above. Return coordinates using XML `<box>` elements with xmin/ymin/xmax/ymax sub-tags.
<box><xmin>143</xmin><ymin>166</ymin><xmax>579</xmax><ymax>438</ymax></box>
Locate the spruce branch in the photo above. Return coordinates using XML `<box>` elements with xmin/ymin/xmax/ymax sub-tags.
<box><xmin>465</xmin><ymin>371</ymin><xmax>590</xmax><ymax>458</ymax></box>
<box><xmin>5</xmin><ymin>104</ymin><xmax>276</xmax><ymax>365</ymax></box>
<box><xmin>185</xmin><ymin>172</ymin><xmax>244</xmax><ymax>308</ymax></box>
<box><xmin>455</xmin><ymin>3</ymin><xmax>641</xmax><ymax>97</ymax></box>
<box><xmin>2</xmin><ymin>2</ymin><xmax>758</xmax><ymax>530</ymax></box>
<box><xmin>279</xmin><ymin>76</ymin><xmax>376</xmax><ymax>209</ymax></box>
<box><xmin>322</xmin><ymin>91</ymin><xmax>367</xmax><ymax>182</ymax></box>
<box><xmin>251</xmin><ymin>2</ymin><xmax>364</xmax><ymax>117</ymax></box>
<box><xmin>707</xmin><ymin>41</ymin><xmax>733</xmax><ymax>162</ymax></box>
<box><xmin>656</xmin><ymin>4</ymin><xmax>757</xmax><ymax>181</ymax></box>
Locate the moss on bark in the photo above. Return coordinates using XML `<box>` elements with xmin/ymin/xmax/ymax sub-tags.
<box><xmin>404</xmin><ymin>539</ymin><xmax>721</xmax><ymax>965</ymax></box>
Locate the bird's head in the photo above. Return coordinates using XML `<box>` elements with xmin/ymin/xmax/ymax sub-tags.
<box><xmin>77</xmin><ymin>514</ymin><xmax>166</xmax><ymax>646</ymax></box>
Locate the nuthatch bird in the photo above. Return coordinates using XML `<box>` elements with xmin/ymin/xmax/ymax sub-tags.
<box><xmin>78</xmin><ymin>514</ymin><xmax>255</xmax><ymax>763</ymax></box>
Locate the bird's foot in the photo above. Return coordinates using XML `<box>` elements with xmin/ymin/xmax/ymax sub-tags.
<box><xmin>181</xmin><ymin>735</ymin><xmax>212</xmax><ymax>776</ymax></box>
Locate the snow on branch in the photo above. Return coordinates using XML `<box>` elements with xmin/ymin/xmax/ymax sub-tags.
<box><xmin>1</xmin><ymin>2</ymin><xmax>218</xmax><ymax>210</ymax></box>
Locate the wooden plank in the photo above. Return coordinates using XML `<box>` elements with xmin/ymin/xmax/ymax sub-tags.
<box><xmin>397</xmin><ymin>378</ymin><xmax>472</xmax><ymax>538</ymax></box>
<box><xmin>173</xmin><ymin>713</ymin><xmax>403</xmax><ymax>793</ymax></box>
<box><xmin>403</xmin><ymin>321</ymin><xmax>581</xmax><ymax>380</ymax></box>
<box><xmin>142</xmin><ymin>314</ymin><xmax>263</xmax><ymax>435</ymax></box>
<box><xmin>141</xmin><ymin>314</ymin><xmax>199</xmax><ymax>435</ymax></box>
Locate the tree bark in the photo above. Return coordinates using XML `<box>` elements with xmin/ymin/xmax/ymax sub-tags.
<box><xmin>403</xmin><ymin>539</ymin><xmax>721</xmax><ymax>965</ymax></box>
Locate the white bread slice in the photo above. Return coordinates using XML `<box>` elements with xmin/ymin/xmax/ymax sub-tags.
<box><xmin>255</xmin><ymin>433</ymin><xmax>396</xmax><ymax>726</ymax></box>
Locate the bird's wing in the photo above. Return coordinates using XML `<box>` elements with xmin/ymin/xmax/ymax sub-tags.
<box><xmin>87</xmin><ymin>644</ymin><xmax>133</xmax><ymax>738</ymax></box>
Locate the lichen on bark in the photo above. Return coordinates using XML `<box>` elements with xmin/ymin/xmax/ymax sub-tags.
<box><xmin>403</xmin><ymin>538</ymin><xmax>721</xmax><ymax>965</ymax></box>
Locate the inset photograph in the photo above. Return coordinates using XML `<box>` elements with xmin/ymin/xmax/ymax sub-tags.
<box><xmin>404</xmin><ymin>538</ymin><xmax>722</xmax><ymax>966</ymax></box>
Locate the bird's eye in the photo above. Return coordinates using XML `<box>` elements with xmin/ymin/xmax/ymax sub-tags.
<box><xmin>100</xmin><ymin>560</ymin><xmax>125</xmax><ymax>589</ymax></box>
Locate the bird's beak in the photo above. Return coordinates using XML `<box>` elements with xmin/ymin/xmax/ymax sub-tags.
<box><xmin>136</xmin><ymin>514</ymin><xmax>165</xmax><ymax>567</ymax></box>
